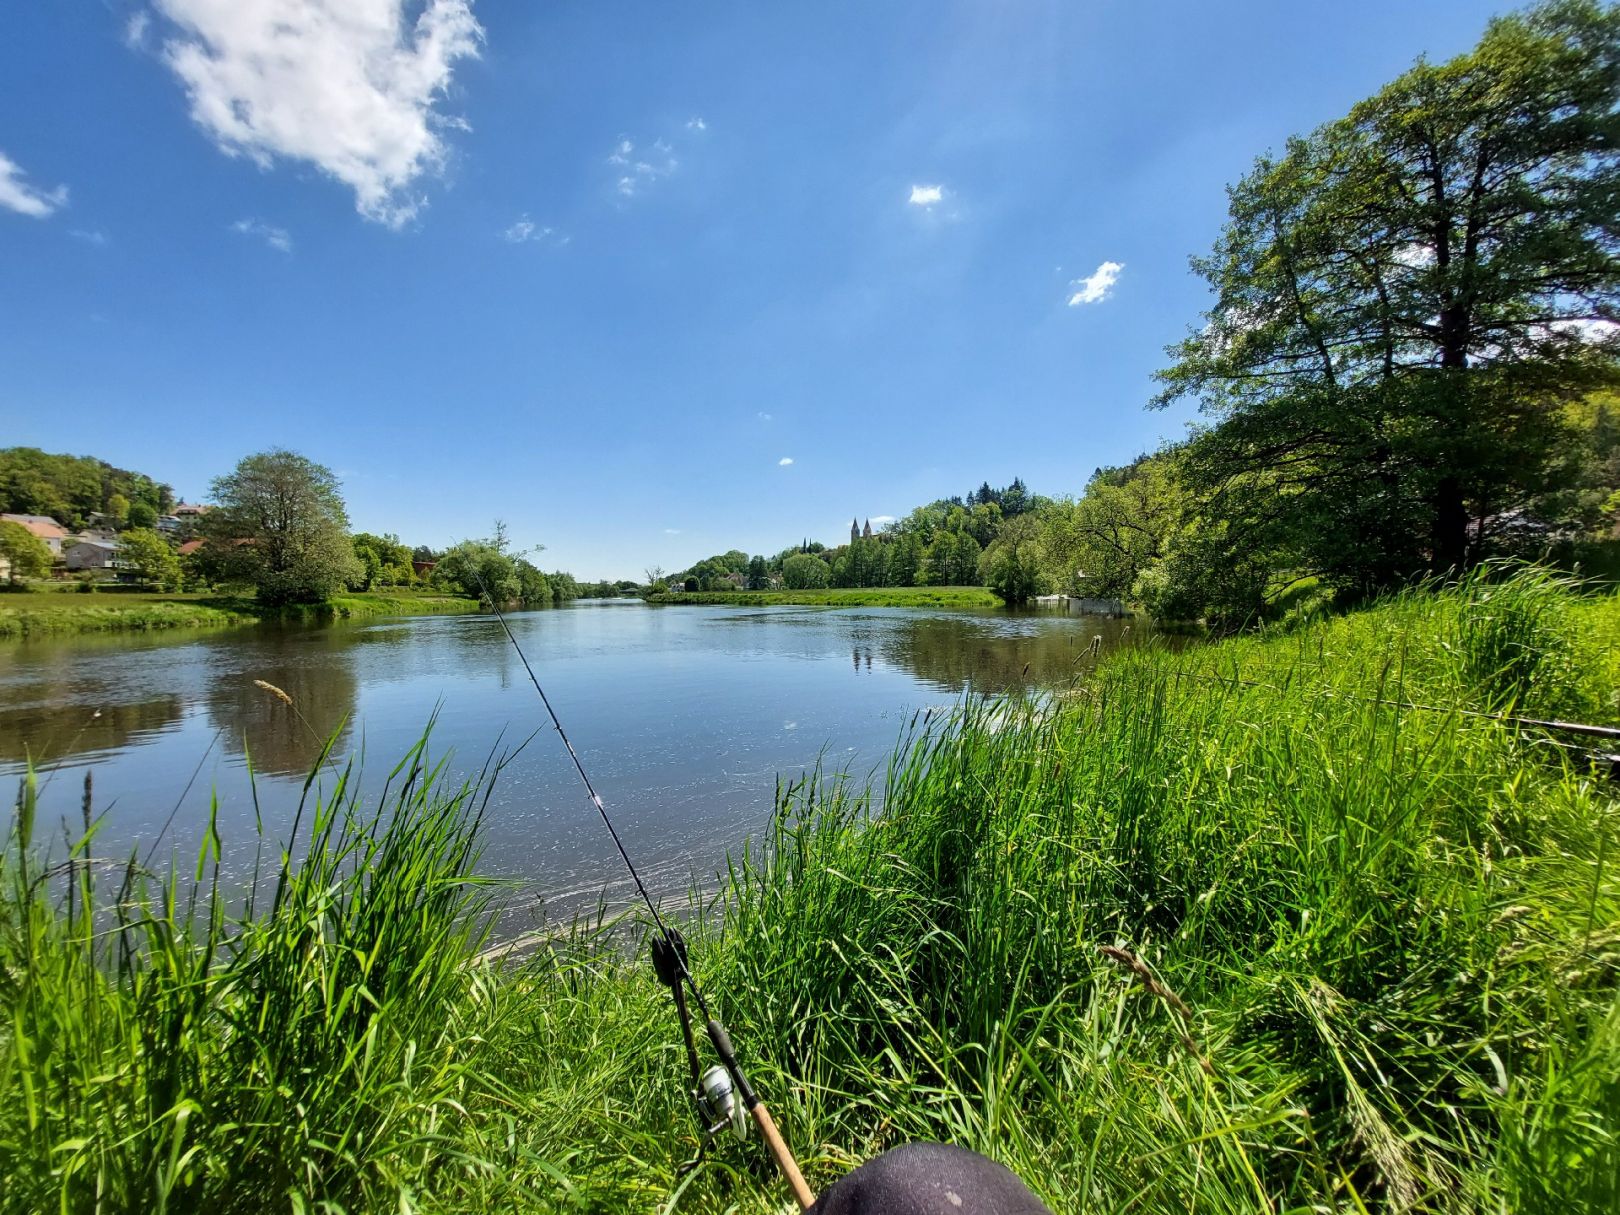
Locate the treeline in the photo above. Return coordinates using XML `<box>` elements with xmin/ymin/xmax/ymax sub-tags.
<box><xmin>1</xmin><ymin>447</ymin><xmax>176</xmax><ymax>530</ymax></box>
<box><xmin>661</xmin><ymin>479</ymin><xmax>1044</xmax><ymax>598</ymax></box>
<box><xmin>660</xmin><ymin>1</ymin><xmax>1620</xmax><ymax>624</ymax></box>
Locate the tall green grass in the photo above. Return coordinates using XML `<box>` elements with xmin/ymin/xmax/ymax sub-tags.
<box><xmin>3</xmin><ymin>566</ymin><xmax>1617</xmax><ymax>1213</ymax></box>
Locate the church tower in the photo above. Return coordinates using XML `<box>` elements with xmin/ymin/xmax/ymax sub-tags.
<box><xmin>851</xmin><ymin>517</ymin><xmax>860</xmax><ymax>545</ymax></box>
<box><xmin>862</xmin><ymin>518</ymin><xmax>873</xmax><ymax>539</ymax></box>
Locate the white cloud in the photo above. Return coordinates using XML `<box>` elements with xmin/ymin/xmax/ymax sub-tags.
<box><xmin>686</xmin><ymin>116</ymin><xmax>706</xmax><ymax>131</ymax></box>
<box><xmin>70</xmin><ymin>227</ymin><xmax>109</xmax><ymax>246</ymax></box>
<box><xmin>503</xmin><ymin>214</ymin><xmax>564</xmax><ymax>245</ymax></box>
<box><xmin>757</xmin><ymin>411</ymin><xmax>773</xmax><ymax>422</ymax></box>
<box><xmin>1067</xmin><ymin>260</ymin><xmax>1124</xmax><ymax>306</ymax></box>
<box><xmin>609</xmin><ymin>135</ymin><xmax>678</xmax><ymax>198</ymax></box>
<box><xmin>778</xmin><ymin>457</ymin><xmax>794</xmax><ymax>466</ymax></box>
<box><xmin>151</xmin><ymin>0</ymin><xmax>483</xmax><ymax>227</ymax></box>
<box><xmin>870</xmin><ymin>515</ymin><xmax>895</xmax><ymax>525</ymax></box>
<box><xmin>664</xmin><ymin>528</ymin><xmax>681</xmax><ymax>535</ymax></box>
<box><xmin>231</xmin><ymin>217</ymin><xmax>292</xmax><ymax>251</ymax></box>
<box><xmin>124</xmin><ymin>11</ymin><xmax>151</xmax><ymax>50</ymax></box>
<box><xmin>908</xmin><ymin>184</ymin><xmax>944</xmax><ymax>207</ymax></box>
<box><xmin>0</xmin><ymin>150</ymin><xmax>67</xmax><ymax>218</ymax></box>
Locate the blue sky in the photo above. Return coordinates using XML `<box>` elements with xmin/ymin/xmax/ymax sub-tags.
<box><xmin>2</xmin><ymin>0</ymin><xmax>1509</xmax><ymax>580</ymax></box>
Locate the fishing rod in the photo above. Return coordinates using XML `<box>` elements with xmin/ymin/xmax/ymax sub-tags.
<box><xmin>470</xmin><ymin>568</ymin><xmax>815</xmax><ymax>1210</ymax></box>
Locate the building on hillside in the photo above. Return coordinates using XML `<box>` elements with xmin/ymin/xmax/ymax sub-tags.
<box><xmin>411</xmin><ymin>559</ymin><xmax>436</xmax><ymax>577</ymax></box>
<box><xmin>156</xmin><ymin>515</ymin><xmax>181</xmax><ymax>534</ymax></box>
<box><xmin>1</xmin><ymin>513</ymin><xmax>70</xmax><ymax>556</ymax></box>
<box><xmin>172</xmin><ymin>502</ymin><xmax>210</xmax><ymax>519</ymax></box>
<box><xmin>177</xmin><ymin>539</ymin><xmax>206</xmax><ymax>557</ymax></box>
<box><xmin>849</xmin><ymin>517</ymin><xmax>877</xmax><ymax>543</ymax></box>
<box><xmin>64</xmin><ymin>538</ymin><xmax>121</xmax><ymax>572</ymax></box>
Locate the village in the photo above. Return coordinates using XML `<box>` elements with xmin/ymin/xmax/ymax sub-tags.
<box><xmin>0</xmin><ymin>503</ymin><xmax>209</xmax><ymax>582</ymax></box>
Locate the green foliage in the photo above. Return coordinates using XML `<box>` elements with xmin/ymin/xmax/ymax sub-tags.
<box><xmin>126</xmin><ymin>501</ymin><xmax>157</xmax><ymax>530</ymax></box>
<box><xmin>349</xmin><ymin>532</ymin><xmax>416</xmax><ymax>590</ymax></box>
<box><xmin>782</xmin><ymin>551</ymin><xmax>832</xmax><ymax>589</ymax></box>
<box><xmin>1154</xmin><ymin>0</ymin><xmax>1620</xmax><ymax>611</ymax></box>
<box><xmin>1038</xmin><ymin>455</ymin><xmax>1184</xmax><ymax>598</ymax></box>
<box><xmin>0</xmin><ymin>447</ymin><xmax>173</xmax><ymax>531</ymax></box>
<box><xmin>979</xmin><ymin>514</ymin><xmax>1049</xmax><ymax>604</ymax></box>
<box><xmin>204</xmin><ymin>449</ymin><xmax>362</xmax><ymax>606</ymax></box>
<box><xmin>0</xmin><ymin>521</ymin><xmax>52</xmax><ymax>584</ymax></box>
<box><xmin>116</xmin><ymin>527</ymin><xmax>182</xmax><ymax>591</ymax></box>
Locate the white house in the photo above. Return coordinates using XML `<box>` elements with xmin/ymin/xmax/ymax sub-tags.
<box><xmin>64</xmin><ymin>539</ymin><xmax>121</xmax><ymax>572</ymax></box>
<box><xmin>1</xmin><ymin>513</ymin><xmax>70</xmax><ymax>556</ymax></box>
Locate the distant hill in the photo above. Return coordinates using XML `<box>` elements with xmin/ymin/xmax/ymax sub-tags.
<box><xmin>0</xmin><ymin>447</ymin><xmax>176</xmax><ymax>531</ymax></box>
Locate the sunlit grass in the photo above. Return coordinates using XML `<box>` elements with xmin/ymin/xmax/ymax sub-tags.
<box><xmin>4</xmin><ymin>566</ymin><xmax>1617</xmax><ymax>1212</ymax></box>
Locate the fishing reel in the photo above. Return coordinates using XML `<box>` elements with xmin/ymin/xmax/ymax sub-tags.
<box><xmin>652</xmin><ymin>929</ymin><xmax>749</xmax><ymax>1144</ymax></box>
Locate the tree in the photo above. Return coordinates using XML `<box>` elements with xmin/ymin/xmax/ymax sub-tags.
<box><xmin>204</xmin><ymin>449</ymin><xmax>362</xmax><ymax>605</ymax></box>
<box><xmin>350</xmin><ymin>532</ymin><xmax>415</xmax><ymax>590</ymax></box>
<box><xmin>1155</xmin><ymin>0</ymin><xmax>1620</xmax><ymax>596</ymax></box>
<box><xmin>1039</xmin><ymin>456</ymin><xmax>1184</xmax><ymax>598</ymax></box>
<box><xmin>0</xmin><ymin>521</ymin><xmax>52</xmax><ymax>584</ymax></box>
<box><xmin>127</xmin><ymin>502</ymin><xmax>157</xmax><ymax>530</ymax></box>
<box><xmin>781</xmin><ymin>552</ymin><xmax>831</xmax><ymax>589</ymax></box>
<box><xmin>980</xmin><ymin>515</ymin><xmax>1049</xmax><ymax>604</ymax></box>
<box><xmin>119</xmin><ymin>528</ymin><xmax>183</xmax><ymax>591</ymax></box>
<box><xmin>747</xmin><ymin>555</ymin><xmax>769</xmax><ymax>589</ymax></box>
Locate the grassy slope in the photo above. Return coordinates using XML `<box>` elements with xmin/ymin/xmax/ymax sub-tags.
<box><xmin>0</xmin><ymin>587</ymin><xmax>480</xmax><ymax>639</ymax></box>
<box><xmin>3</xmin><ymin>568</ymin><xmax>1617</xmax><ymax>1213</ymax></box>
<box><xmin>645</xmin><ymin>585</ymin><xmax>1003</xmax><ymax>607</ymax></box>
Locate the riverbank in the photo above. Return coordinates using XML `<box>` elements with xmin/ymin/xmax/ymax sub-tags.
<box><xmin>0</xmin><ymin>587</ymin><xmax>481</xmax><ymax>640</ymax></box>
<box><xmin>4</xmin><ymin>567</ymin><xmax>1617</xmax><ymax>1213</ymax></box>
<box><xmin>646</xmin><ymin>585</ymin><xmax>1002</xmax><ymax>607</ymax></box>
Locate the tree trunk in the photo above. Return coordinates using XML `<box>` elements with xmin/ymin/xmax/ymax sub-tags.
<box><xmin>1431</xmin><ymin>474</ymin><xmax>1470</xmax><ymax>573</ymax></box>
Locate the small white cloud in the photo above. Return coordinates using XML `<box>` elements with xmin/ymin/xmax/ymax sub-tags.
<box><xmin>757</xmin><ymin>411</ymin><xmax>773</xmax><ymax>422</ymax></box>
<box><xmin>686</xmin><ymin>116</ymin><xmax>706</xmax><ymax>131</ymax></box>
<box><xmin>124</xmin><ymin>11</ymin><xmax>152</xmax><ymax>50</ymax></box>
<box><xmin>610</xmin><ymin>135</ymin><xmax>678</xmax><ymax>198</ymax></box>
<box><xmin>503</xmin><ymin>214</ymin><xmax>562</xmax><ymax>245</ymax></box>
<box><xmin>0</xmin><ymin>150</ymin><xmax>68</xmax><ymax>218</ymax></box>
<box><xmin>664</xmin><ymin>528</ymin><xmax>681</xmax><ymax>535</ymax></box>
<box><xmin>70</xmin><ymin>227</ymin><xmax>109</xmax><ymax>246</ymax></box>
<box><xmin>151</xmin><ymin>0</ymin><xmax>483</xmax><ymax>227</ymax></box>
<box><xmin>778</xmin><ymin>457</ymin><xmax>794</xmax><ymax>466</ymax></box>
<box><xmin>870</xmin><ymin>515</ymin><xmax>895</xmax><ymax>525</ymax></box>
<box><xmin>909</xmin><ymin>184</ymin><xmax>944</xmax><ymax>207</ymax></box>
<box><xmin>231</xmin><ymin>217</ymin><xmax>292</xmax><ymax>252</ymax></box>
<box><xmin>1067</xmin><ymin>260</ymin><xmax>1124</xmax><ymax>306</ymax></box>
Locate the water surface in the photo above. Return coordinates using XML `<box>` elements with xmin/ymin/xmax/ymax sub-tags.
<box><xmin>0</xmin><ymin>601</ymin><xmax>1144</xmax><ymax>929</ymax></box>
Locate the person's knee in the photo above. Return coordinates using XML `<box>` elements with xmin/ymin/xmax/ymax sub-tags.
<box><xmin>808</xmin><ymin>1142</ymin><xmax>1052</xmax><ymax>1214</ymax></box>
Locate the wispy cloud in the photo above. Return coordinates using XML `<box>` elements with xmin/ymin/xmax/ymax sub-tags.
<box><xmin>231</xmin><ymin>217</ymin><xmax>292</xmax><ymax>252</ymax></box>
<box><xmin>70</xmin><ymin>227</ymin><xmax>109</xmax><ymax>246</ymax></box>
<box><xmin>503</xmin><ymin>214</ymin><xmax>566</xmax><ymax>245</ymax></box>
<box><xmin>686</xmin><ymin>116</ymin><xmax>706</xmax><ymax>131</ymax></box>
<box><xmin>870</xmin><ymin>515</ymin><xmax>895</xmax><ymax>525</ymax></box>
<box><xmin>124</xmin><ymin>10</ymin><xmax>151</xmax><ymax>50</ymax></box>
<box><xmin>908</xmin><ymin>183</ymin><xmax>944</xmax><ymax>207</ymax></box>
<box><xmin>609</xmin><ymin>136</ymin><xmax>678</xmax><ymax>198</ymax></box>
<box><xmin>757</xmin><ymin>411</ymin><xmax>773</xmax><ymax>422</ymax></box>
<box><xmin>664</xmin><ymin>528</ymin><xmax>682</xmax><ymax>535</ymax></box>
<box><xmin>149</xmin><ymin>0</ymin><xmax>483</xmax><ymax>227</ymax></box>
<box><xmin>778</xmin><ymin>457</ymin><xmax>794</xmax><ymax>467</ymax></box>
<box><xmin>1067</xmin><ymin>260</ymin><xmax>1124</xmax><ymax>306</ymax></box>
<box><xmin>0</xmin><ymin>150</ymin><xmax>67</xmax><ymax>218</ymax></box>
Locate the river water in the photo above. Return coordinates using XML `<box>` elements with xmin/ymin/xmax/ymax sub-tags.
<box><xmin>0</xmin><ymin>601</ymin><xmax>1142</xmax><ymax>931</ymax></box>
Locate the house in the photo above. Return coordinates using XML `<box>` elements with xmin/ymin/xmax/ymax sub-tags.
<box><xmin>1</xmin><ymin>513</ymin><xmax>70</xmax><ymax>556</ymax></box>
<box><xmin>177</xmin><ymin>539</ymin><xmax>206</xmax><ymax>557</ymax></box>
<box><xmin>155</xmin><ymin>515</ymin><xmax>181</xmax><ymax>534</ymax></box>
<box><xmin>411</xmin><ymin>559</ymin><xmax>437</xmax><ymax>577</ymax></box>
<box><xmin>172</xmin><ymin>502</ymin><xmax>210</xmax><ymax>519</ymax></box>
<box><xmin>64</xmin><ymin>539</ymin><xmax>121</xmax><ymax>572</ymax></box>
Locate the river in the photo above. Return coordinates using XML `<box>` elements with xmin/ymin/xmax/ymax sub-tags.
<box><xmin>0</xmin><ymin>600</ymin><xmax>1144</xmax><ymax>932</ymax></box>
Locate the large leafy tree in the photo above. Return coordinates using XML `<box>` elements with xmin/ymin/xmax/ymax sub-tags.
<box><xmin>0</xmin><ymin>521</ymin><xmax>52</xmax><ymax>584</ymax></box>
<box><xmin>118</xmin><ymin>528</ymin><xmax>183</xmax><ymax>591</ymax></box>
<box><xmin>1156</xmin><ymin>0</ymin><xmax>1620</xmax><ymax>594</ymax></box>
<box><xmin>204</xmin><ymin>449</ymin><xmax>361</xmax><ymax>605</ymax></box>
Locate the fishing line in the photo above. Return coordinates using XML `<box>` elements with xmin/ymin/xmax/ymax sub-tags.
<box><xmin>466</xmin><ymin>563</ymin><xmax>815</xmax><ymax>1208</ymax></box>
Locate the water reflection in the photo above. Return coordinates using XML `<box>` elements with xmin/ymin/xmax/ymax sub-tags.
<box><xmin>203</xmin><ymin>630</ymin><xmax>359</xmax><ymax>777</ymax></box>
<box><xmin>874</xmin><ymin>611</ymin><xmax>1144</xmax><ymax>695</ymax></box>
<box><xmin>0</xmin><ymin>691</ymin><xmax>184</xmax><ymax>765</ymax></box>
